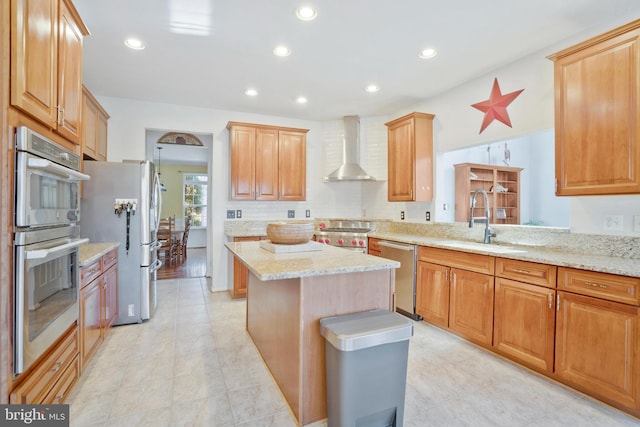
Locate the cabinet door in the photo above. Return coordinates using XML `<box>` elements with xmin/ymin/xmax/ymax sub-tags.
<box><xmin>11</xmin><ymin>0</ymin><xmax>58</xmax><ymax>127</ymax></box>
<box><xmin>255</xmin><ymin>128</ymin><xmax>279</xmax><ymax>200</ymax></box>
<box><xmin>81</xmin><ymin>89</ymin><xmax>98</xmax><ymax>158</ymax></box>
<box><xmin>230</xmin><ymin>125</ymin><xmax>256</xmax><ymax>200</ymax></box>
<box><xmin>231</xmin><ymin>236</ymin><xmax>261</xmax><ymax>298</ymax></box>
<box><xmin>80</xmin><ymin>278</ymin><xmax>102</xmax><ymax>372</ymax></box>
<box><xmin>103</xmin><ymin>264</ymin><xmax>118</xmax><ymax>331</ymax></box>
<box><xmin>96</xmin><ymin>109</ymin><xmax>108</xmax><ymax>160</ymax></box>
<box><xmin>416</xmin><ymin>261</ymin><xmax>449</xmax><ymax>328</ymax></box>
<box><xmin>387</xmin><ymin>118</ymin><xmax>415</xmax><ymax>201</ymax></box>
<box><xmin>278</xmin><ymin>130</ymin><xmax>306</xmax><ymax>201</ymax></box>
<box><xmin>552</xmin><ymin>24</ymin><xmax>640</xmax><ymax>195</ymax></box>
<box><xmin>494</xmin><ymin>278</ymin><xmax>555</xmax><ymax>372</ymax></box>
<box><xmin>555</xmin><ymin>291</ymin><xmax>639</xmax><ymax>412</ymax></box>
<box><xmin>449</xmin><ymin>268</ymin><xmax>494</xmax><ymax>345</ymax></box>
<box><xmin>56</xmin><ymin>0</ymin><xmax>83</xmax><ymax>144</ymax></box>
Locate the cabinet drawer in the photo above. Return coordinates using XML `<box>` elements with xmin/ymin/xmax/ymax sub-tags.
<box><xmin>42</xmin><ymin>355</ymin><xmax>79</xmax><ymax>404</ymax></box>
<box><xmin>418</xmin><ymin>246</ymin><xmax>494</xmax><ymax>275</ymax></box>
<box><xmin>80</xmin><ymin>258</ymin><xmax>102</xmax><ymax>288</ymax></box>
<box><xmin>495</xmin><ymin>258</ymin><xmax>556</xmax><ymax>288</ymax></box>
<box><xmin>368</xmin><ymin>237</ymin><xmax>381</xmax><ymax>252</ymax></box>
<box><xmin>102</xmin><ymin>248</ymin><xmax>118</xmax><ymax>270</ymax></box>
<box><xmin>10</xmin><ymin>325</ymin><xmax>78</xmax><ymax>404</ymax></box>
<box><xmin>558</xmin><ymin>267</ymin><xmax>640</xmax><ymax>305</ymax></box>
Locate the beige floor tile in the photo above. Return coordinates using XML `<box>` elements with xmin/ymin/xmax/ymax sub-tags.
<box><xmin>67</xmin><ymin>278</ymin><xmax>640</xmax><ymax>427</ymax></box>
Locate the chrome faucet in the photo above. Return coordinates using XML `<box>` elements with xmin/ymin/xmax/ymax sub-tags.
<box><xmin>469</xmin><ymin>189</ymin><xmax>496</xmax><ymax>244</ymax></box>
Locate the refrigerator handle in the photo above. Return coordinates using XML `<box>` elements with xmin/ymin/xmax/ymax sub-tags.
<box><xmin>154</xmin><ymin>172</ymin><xmax>162</xmax><ymax>234</ymax></box>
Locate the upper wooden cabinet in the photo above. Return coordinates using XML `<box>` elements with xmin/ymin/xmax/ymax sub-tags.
<box><xmin>81</xmin><ymin>86</ymin><xmax>109</xmax><ymax>161</ymax></box>
<box><xmin>11</xmin><ymin>0</ymin><xmax>88</xmax><ymax>144</ymax></box>
<box><xmin>454</xmin><ymin>163</ymin><xmax>522</xmax><ymax>224</ymax></box>
<box><xmin>385</xmin><ymin>112</ymin><xmax>435</xmax><ymax>201</ymax></box>
<box><xmin>227</xmin><ymin>121</ymin><xmax>308</xmax><ymax>201</ymax></box>
<box><xmin>548</xmin><ymin>19</ymin><xmax>640</xmax><ymax>195</ymax></box>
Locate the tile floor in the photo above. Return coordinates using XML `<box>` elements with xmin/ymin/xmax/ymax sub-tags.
<box><xmin>68</xmin><ymin>277</ymin><xmax>640</xmax><ymax>427</ymax></box>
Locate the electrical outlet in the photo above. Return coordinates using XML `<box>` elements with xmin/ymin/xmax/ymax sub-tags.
<box><xmin>400</xmin><ymin>211</ymin><xmax>405</xmax><ymax>220</ymax></box>
<box><xmin>288</xmin><ymin>210</ymin><xmax>295</xmax><ymax>218</ymax></box>
<box><xmin>305</xmin><ymin>210</ymin><xmax>311</xmax><ymax>218</ymax></box>
<box><xmin>603</xmin><ymin>214</ymin><xmax>623</xmax><ymax>231</ymax></box>
<box><xmin>128</xmin><ymin>304</ymin><xmax>134</xmax><ymax>316</ymax></box>
<box><xmin>236</xmin><ymin>209</ymin><xmax>242</xmax><ymax>219</ymax></box>
<box><xmin>426</xmin><ymin>211</ymin><xmax>431</xmax><ymax>221</ymax></box>
<box><xmin>442</xmin><ymin>203</ymin><xmax>448</xmax><ymax>211</ymax></box>
<box><xmin>634</xmin><ymin>215</ymin><xmax>640</xmax><ymax>232</ymax></box>
<box><xmin>226</xmin><ymin>210</ymin><xmax>235</xmax><ymax>219</ymax></box>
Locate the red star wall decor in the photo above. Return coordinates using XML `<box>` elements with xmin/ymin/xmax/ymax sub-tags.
<box><xmin>471</xmin><ymin>78</ymin><xmax>524</xmax><ymax>134</ymax></box>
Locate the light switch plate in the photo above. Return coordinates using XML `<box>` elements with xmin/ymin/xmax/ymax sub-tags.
<box><xmin>287</xmin><ymin>210</ymin><xmax>295</xmax><ymax>218</ymax></box>
<box><xmin>634</xmin><ymin>215</ymin><xmax>640</xmax><ymax>232</ymax></box>
<box><xmin>226</xmin><ymin>210</ymin><xmax>235</xmax><ymax>219</ymax></box>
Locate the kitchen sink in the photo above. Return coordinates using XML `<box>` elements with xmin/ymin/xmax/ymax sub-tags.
<box><xmin>438</xmin><ymin>241</ymin><xmax>526</xmax><ymax>254</ymax></box>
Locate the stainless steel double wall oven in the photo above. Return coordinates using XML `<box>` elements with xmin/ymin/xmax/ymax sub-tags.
<box><xmin>13</xmin><ymin>126</ymin><xmax>89</xmax><ymax>375</ymax></box>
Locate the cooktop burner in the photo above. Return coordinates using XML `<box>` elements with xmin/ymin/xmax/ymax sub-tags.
<box><xmin>319</xmin><ymin>228</ymin><xmax>371</xmax><ymax>233</ymax></box>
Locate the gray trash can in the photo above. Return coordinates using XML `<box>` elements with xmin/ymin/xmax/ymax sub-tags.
<box><xmin>320</xmin><ymin>309</ymin><xmax>413</xmax><ymax>427</ymax></box>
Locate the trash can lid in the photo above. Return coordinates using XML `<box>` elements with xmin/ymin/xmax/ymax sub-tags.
<box><xmin>320</xmin><ymin>309</ymin><xmax>413</xmax><ymax>351</ymax></box>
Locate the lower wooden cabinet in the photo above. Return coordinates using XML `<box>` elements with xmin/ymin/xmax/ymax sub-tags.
<box><xmin>80</xmin><ymin>277</ymin><xmax>103</xmax><ymax>370</ymax></box>
<box><xmin>79</xmin><ymin>248</ymin><xmax>118</xmax><ymax>372</ymax></box>
<box><xmin>449</xmin><ymin>268</ymin><xmax>494</xmax><ymax>346</ymax></box>
<box><xmin>555</xmin><ymin>291</ymin><xmax>640</xmax><ymax>413</ymax></box>
<box><xmin>10</xmin><ymin>324</ymin><xmax>79</xmax><ymax>404</ymax></box>
<box><xmin>493</xmin><ymin>278</ymin><xmax>556</xmax><ymax>372</ymax></box>
<box><xmin>231</xmin><ymin>236</ymin><xmax>264</xmax><ymax>298</ymax></box>
<box><xmin>416</xmin><ymin>261</ymin><xmax>450</xmax><ymax>328</ymax></box>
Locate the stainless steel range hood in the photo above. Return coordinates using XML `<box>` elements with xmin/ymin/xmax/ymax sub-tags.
<box><xmin>323</xmin><ymin>116</ymin><xmax>376</xmax><ymax>181</ymax></box>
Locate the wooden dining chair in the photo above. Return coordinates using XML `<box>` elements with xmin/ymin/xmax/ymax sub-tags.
<box><xmin>177</xmin><ymin>215</ymin><xmax>192</xmax><ymax>263</ymax></box>
<box><xmin>157</xmin><ymin>215</ymin><xmax>177</xmax><ymax>265</ymax></box>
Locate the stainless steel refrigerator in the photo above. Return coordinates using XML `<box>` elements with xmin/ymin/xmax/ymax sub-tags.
<box><xmin>81</xmin><ymin>161</ymin><xmax>162</xmax><ymax>325</ymax></box>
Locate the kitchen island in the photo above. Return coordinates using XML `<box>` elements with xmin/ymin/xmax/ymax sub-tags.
<box><xmin>225</xmin><ymin>241</ymin><xmax>400</xmax><ymax>426</ymax></box>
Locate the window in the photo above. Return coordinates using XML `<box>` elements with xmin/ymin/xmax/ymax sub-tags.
<box><xmin>183</xmin><ymin>173</ymin><xmax>207</xmax><ymax>227</ymax></box>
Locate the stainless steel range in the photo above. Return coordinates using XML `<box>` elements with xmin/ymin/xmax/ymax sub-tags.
<box><xmin>315</xmin><ymin>220</ymin><xmax>373</xmax><ymax>253</ymax></box>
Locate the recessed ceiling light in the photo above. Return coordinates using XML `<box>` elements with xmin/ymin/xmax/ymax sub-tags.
<box><xmin>244</xmin><ymin>88</ymin><xmax>258</xmax><ymax>97</ymax></box>
<box><xmin>124</xmin><ymin>37</ymin><xmax>145</xmax><ymax>50</ymax></box>
<box><xmin>418</xmin><ymin>48</ymin><xmax>437</xmax><ymax>59</ymax></box>
<box><xmin>365</xmin><ymin>84</ymin><xmax>380</xmax><ymax>93</ymax></box>
<box><xmin>296</xmin><ymin>96</ymin><xmax>308</xmax><ymax>104</ymax></box>
<box><xmin>273</xmin><ymin>46</ymin><xmax>291</xmax><ymax>57</ymax></box>
<box><xmin>296</xmin><ymin>6</ymin><xmax>317</xmax><ymax>21</ymax></box>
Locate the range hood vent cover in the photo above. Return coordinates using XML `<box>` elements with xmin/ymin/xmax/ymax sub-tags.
<box><xmin>323</xmin><ymin>116</ymin><xmax>376</xmax><ymax>181</ymax></box>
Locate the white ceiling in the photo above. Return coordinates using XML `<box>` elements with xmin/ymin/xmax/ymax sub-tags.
<box><xmin>75</xmin><ymin>0</ymin><xmax>640</xmax><ymax>122</ymax></box>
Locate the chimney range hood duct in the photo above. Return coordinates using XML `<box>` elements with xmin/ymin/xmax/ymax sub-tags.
<box><xmin>323</xmin><ymin>115</ymin><xmax>376</xmax><ymax>181</ymax></box>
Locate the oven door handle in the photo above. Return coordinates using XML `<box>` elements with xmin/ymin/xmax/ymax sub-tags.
<box><xmin>26</xmin><ymin>238</ymin><xmax>89</xmax><ymax>260</ymax></box>
<box><xmin>27</xmin><ymin>158</ymin><xmax>90</xmax><ymax>181</ymax></box>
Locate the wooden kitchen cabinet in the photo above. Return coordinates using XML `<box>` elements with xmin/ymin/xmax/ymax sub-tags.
<box><xmin>79</xmin><ymin>248</ymin><xmax>118</xmax><ymax>372</ymax></box>
<box><xmin>10</xmin><ymin>324</ymin><xmax>79</xmax><ymax>404</ymax></box>
<box><xmin>81</xmin><ymin>85</ymin><xmax>109</xmax><ymax>161</ymax></box>
<box><xmin>368</xmin><ymin>237</ymin><xmax>381</xmax><ymax>257</ymax></box>
<box><xmin>231</xmin><ymin>236</ymin><xmax>264</xmax><ymax>298</ymax></box>
<box><xmin>493</xmin><ymin>258</ymin><xmax>557</xmax><ymax>372</ymax></box>
<box><xmin>548</xmin><ymin>19</ymin><xmax>640</xmax><ymax>196</ymax></box>
<box><xmin>417</xmin><ymin>246</ymin><xmax>494</xmax><ymax>346</ymax></box>
<box><xmin>228</xmin><ymin>121</ymin><xmax>308</xmax><ymax>201</ymax></box>
<box><xmin>454</xmin><ymin>163</ymin><xmax>522</xmax><ymax>224</ymax></box>
<box><xmin>385</xmin><ymin>112</ymin><xmax>435</xmax><ymax>202</ymax></box>
<box><xmin>555</xmin><ymin>291</ymin><xmax>639</xmax><ymax>414</ymax></box>
<box><xmin>11</xmin><ymin>0</ymin><xmax>88</xmax><ymax>144</ymax></box>
<box><xmin>416</xmin><ymin>261</ymin><xmax>450</xmax><ymax>328</ymax></box>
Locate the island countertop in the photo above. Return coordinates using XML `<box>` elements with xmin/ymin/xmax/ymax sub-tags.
<box><xmin>225</xmin><ymin>241</ymin><xmax>400</xmax><ymax>281</ymax></box>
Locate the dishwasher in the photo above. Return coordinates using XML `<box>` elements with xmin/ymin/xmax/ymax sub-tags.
<box><xmin>378</xmin><ymin>240</ymin><xmax>422</xmax><ymax>321</ymax></box>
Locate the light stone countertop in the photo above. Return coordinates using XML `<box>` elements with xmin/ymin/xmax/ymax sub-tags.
<box><xmin>79</xmin><ymin>242</ymin><xmax>119</xmax><ymax>267</ymax></box>
<box><xmin>370</xmin><ymin>231</ymin><xmax>640</xmax><ymax>278</ymax></box>
<box><xmin>225</xmin><ymin>241</ymin><xmax>400</xmax><ymax>281</ymax></box>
